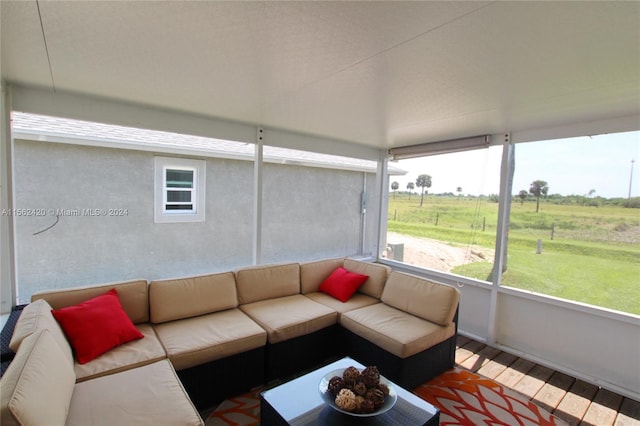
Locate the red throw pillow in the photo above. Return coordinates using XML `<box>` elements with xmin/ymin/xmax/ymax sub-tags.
<box><xmin>51</xmin><ymin>289</ymin><xmax>144</xmax><ymax>364</ymax></box>
<box><xmin>318</xmin><ymin>266</ymin><xmax>369</xmax><ymax>303</ymax></box>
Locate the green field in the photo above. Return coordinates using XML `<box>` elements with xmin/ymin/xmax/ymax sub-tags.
<box><xmin>388</xmin><ymin>194</ymin><xmax>640</xmax><ymax>314</ymax></box>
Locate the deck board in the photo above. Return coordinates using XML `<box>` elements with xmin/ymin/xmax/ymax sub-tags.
<box><xmin>455</xmin><ymin>336</ymin><xmax>640</xmax><ymax>426</ymax></box>
<box><xmin>555</xmin><ymin>380</ymin><xmax>600</xmax><ymax>425</ymax></box>
<box><xmin>581</xmin><ymin>388</ymin><xmax>623</xmax><ymax>426</ymax></box>
<box><xmin>614</xmin><ymin>398</ymin><xmax>640</xmax><ymax>425</ymax></box>
<box><xmin>476</xmin><ymin>351</ymin><xmax>518</xmax><ymax>379</ymax></box>
<box><xmin>512</xmin><ymin>364</ymin><xmax>555</xmax><ymax>399</ymax></box>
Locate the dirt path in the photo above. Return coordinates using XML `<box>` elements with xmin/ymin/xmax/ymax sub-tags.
<box><xmin>384</xmin><ymin>232</ymin><xmax>493</xmax><ymax>272</ymax></box>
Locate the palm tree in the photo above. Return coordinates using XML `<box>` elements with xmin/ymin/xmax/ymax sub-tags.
<box><xmin>391</xmin><ymin>181</ymin><xmax>399</xmax><ymax>199</ymax></box>
<box><xmin>518</xmin><ymin>190</ymin><xmax>528</xmax><ymax>205</ymax></box>
<box><xmin>529</xmin><ymin>180</ymin><xmax>549</xmax><ymax>212</ymax></box>
<box><xmin>416</xmin><ymin>174</ymin><xmax>432</xmax><ymax>207</ymax></box>
<box><xmin>406</xmin><ymin>182</ymin><xmax>415</xmax><ymax>200</ymax></box>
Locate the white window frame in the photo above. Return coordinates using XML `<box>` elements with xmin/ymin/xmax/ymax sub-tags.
<box><xmin>154</xmin><ymin>157</ymin><xmax>206</xmax><ymax>223</ymax></box>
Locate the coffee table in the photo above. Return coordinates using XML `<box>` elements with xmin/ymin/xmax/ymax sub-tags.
<box><xmin>260</xmin><ymin>357</ymin><xmax>439</xmax><ymax>425</ymax></box>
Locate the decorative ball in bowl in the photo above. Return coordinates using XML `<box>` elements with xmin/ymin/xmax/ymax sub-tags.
<box><xmin>318</xmin><ymin>365</ymin><xmax>397</xmax><ymax>417</ymax></box>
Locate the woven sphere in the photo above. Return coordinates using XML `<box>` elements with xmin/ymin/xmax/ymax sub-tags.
<box><xmin>328</xmin><ymin>376</ymin><xmax>346</xmax><ymax>396</ymax></box>
<box><xmin>365</xmin><ymin>387</ymin><xmax>385</xmax><ymax>408</ymax></box>
<box><xmin>353</xmin><ymin>381</ymin><xmax>368</xmax><ymax>396</ymax></box>
<box><xmin>342</xmin><ymin>366</ymin><xmax>361</xmax><ymax>385</ymax></box>
<box><xmin>378</xmin><ymin>382</ymin><xmax>390</xmax><ymax>396</ymax></box>
<box><xmin>335</xmin><ymin>388</ymin><xmax>357</xmax><ymax>412</ymax></box>
<box><xmin>360</xmin><ymin>366</ymin><xmax>380</xmax><ymax>388</ymax></box>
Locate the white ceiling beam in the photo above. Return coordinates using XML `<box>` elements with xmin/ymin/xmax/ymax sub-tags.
<box><xmin>10</xmin><ymin>85</ymin><xmax>381</xmax><ymax>161</ymax></box>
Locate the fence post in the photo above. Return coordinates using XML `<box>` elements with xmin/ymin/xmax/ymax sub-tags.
<box><xmin>536</xmin><ymin>239</ymin><xmax>542</xmax><ymax>254</ymax></box>
<box><xmin>483</xmin><ymin>217</ymin><xmax>486</xmax><ymax>231</ymax></box>
<box><xmin>435</xmin><ymin>213</ymin><xmax>439</xmax><ymax>226</ymax></box>
<box><xmin>551</xmin><ymin>223</ymin><xmax>555</xmax><ymax>240</ymax></box>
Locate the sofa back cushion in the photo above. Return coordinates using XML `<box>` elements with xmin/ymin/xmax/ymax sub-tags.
<box><xmin>235</xmin><ymin>263</ymin><xmax>300</xmax><ymax>305</ymax></box>
<box><xmin>149</xmin><ymin>272</ymin><xmax>238</xmax><ymax>323</ymax></box>
<box><xmin>300</xmin><ymin>258</ymin><xmax>345</xmax><ymax>294</ymax></box>
<box><xmin>343</xmin><ymin>259</ymin><xmax>391</xmax><ymax>299</ymax></box>
<box><xmin>381</xmin><ymin>271</ymin><xmax>460</xmax><ymax>326</ymax></box>
<box><xmin>31</xmin><ymin>279</ymin><xmax>149</xmax><ymax>324</ymax></box>
<box><xmin>1</xmin><ymin>330</ymin><xmax>76</xmax><ymax>426</ymax></box>
<box><xmin>8</xmin><ymin>299</ymin><xmax>74</xmax><ymax>365</ymax></box>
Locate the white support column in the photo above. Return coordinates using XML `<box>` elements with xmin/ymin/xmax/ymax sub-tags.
<box><xmin>252</xmin><ymin>127</ymin><xmax>264</xmax><ymax>265</ymax></box>
<box><xmin>374</xmin><ymin>149</ymin><xmax>390</xmax><ymax>261</ymax></box>
<box><xmin>0</xmin><ymin>82</ymin><xmax>16</xmax><ymax>313</ymax></box>
<box><xmin>488</xmin><ymin>133</ymin><xmax>514</xmax><ymax>344</ymax></box>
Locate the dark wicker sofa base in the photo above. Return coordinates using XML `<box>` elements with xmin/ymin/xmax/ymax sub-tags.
<box><xmin>341</xmin><ymin>328</ymin><xmax>456</xmax><ymax>390</ymax></box>
<box><xmin>177</xmin><ymin>346</ymin><xmax>265</xmax><ymax>410</ymax></box>
<box><xmin>178</xmin><ymin>315</ymin><xmax>458</xmax><ymax>409</ymax></box>
<box><xmin>265</xmin><ymin>324</ymin><xmax>342</xmax><ymax>383</ymax></box>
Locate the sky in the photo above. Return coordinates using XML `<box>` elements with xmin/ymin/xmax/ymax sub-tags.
<box><xmin>390</xmin><ymin>131</ymin><xmax>640</xmax><ymax>199</ymax></box>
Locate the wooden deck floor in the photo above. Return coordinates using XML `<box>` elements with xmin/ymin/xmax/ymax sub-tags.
<box><xmin>455</xmin><ymin>335</ymin><xmax>640</xmax><ymax>426</ymax></box>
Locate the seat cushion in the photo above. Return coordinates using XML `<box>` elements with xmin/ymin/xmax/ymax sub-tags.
<box><xmin>340</xmin><ymin>303</ymin><xmax>455</xmax><ymax>358</ymax></box>
<box><xmin>153</xmin><ymin>308</ymin><xmax>267</xmax><ymax>370</ymax></box>
<box><xmin>240</xmin><ymin>294</ymin><xmax>338</xmax><ymax>344</ymax></box>
<box><xmin>66</xmin><ymin>359</ymin><xmax>203</xmax><ymax>426</ymax></box>
<box><xmin>75</xmin><ymin>323</ymin><xmax>166</xmax><ymax>382</ymax></box>
<box><xmin>304</xmin><ymin>292</ymin><xmax>379</xmax><ymax>318</ymax></box>
<box><xmin>1</xmin><ymin>330</ymin><xmax>75</xmax><ymax>426</ymax></box>
<box><xmin>381</xmin><ymin>271</ymin><xmax>460</xmax><ymax>326</ymax></box>
<box><xmin>149</xmin><ymin>272</ymin><xmax>238</xmax><ymax>323</ymax></box>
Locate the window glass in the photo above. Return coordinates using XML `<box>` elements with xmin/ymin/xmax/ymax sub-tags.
<box><xmin>164</xmin><ymin>168</ymin><xmax>195</xmax><ymax>211</ymax></box>
<box><xmin>385</xmin><ymin>145</ymin><xmax>503</xmax><ymax>282</ymax></box>
<box><xmin>505</xmin><ymin>131</ymin><xmax>640</xmax><ymax>314</ymax></box>
<box><xmin>154</xmin><ymin>157</ymin><xmax>205</xmax><ymax>222</ymax></box>
<box><xmin>166</xmin><ymin>169</ymin><xmax>194</xmax><ymax>188</ymax></box>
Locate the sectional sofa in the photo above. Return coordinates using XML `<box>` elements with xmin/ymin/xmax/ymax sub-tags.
<box><xmin>0</xmin><ymin>258</ymin><xmax>460</xmax><ymax>425</ymax></box>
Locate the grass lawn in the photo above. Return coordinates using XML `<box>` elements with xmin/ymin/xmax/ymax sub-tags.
<box><xmin>452</xmin><ymin>249</ymin><xmax>640</xmax><ymax>314</ymax></box>
<box><xmin>388</xmin><ymin>194</ymin><xmax>640</xmax><ymax>315</ymax></box>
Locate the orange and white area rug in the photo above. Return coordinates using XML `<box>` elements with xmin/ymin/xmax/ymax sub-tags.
<box><xmin>414</xmin><ymin>368</ymin><xmax>568</xmax><ymax>425</ymax></box>
<box><xmin>205</xmin><ymin>368</ymin><xmax>568</xmax><ymax>426</ymax></box>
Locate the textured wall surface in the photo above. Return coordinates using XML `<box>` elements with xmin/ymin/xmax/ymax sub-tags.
<box><xmin>13</xmin><ymin>140</ymin><xmax>375</xmax><ymax>303</ymax></box>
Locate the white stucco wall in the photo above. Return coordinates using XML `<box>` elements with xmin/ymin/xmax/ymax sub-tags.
<box><xmin>13</xmin><ymin>139</ymin><xmax>376</xmax><ymax>303</ymax></box>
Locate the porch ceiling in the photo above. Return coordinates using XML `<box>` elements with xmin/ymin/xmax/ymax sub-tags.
<box><xmin>1</xmin><ymin>1</ymin><xmax>638</xmax><ymax>149</ymax></box>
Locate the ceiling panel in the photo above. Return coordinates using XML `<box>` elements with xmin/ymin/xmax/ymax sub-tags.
<box><xmin>1</xmin><ymin>1</ymin><xmax>638</xmax><ymax>149</ymax></box>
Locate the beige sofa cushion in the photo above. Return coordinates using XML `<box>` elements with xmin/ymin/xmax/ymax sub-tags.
<box><xmin>75</xmin><ymin>323</ymin><xmax>167</xmax><ymax>382</ymax></box>
<box><xmin>235</xmin><ymin>263</ymin><xmax>300</xmax><ymax>305</ymax></box>
<box><xmin>341</xmin><ymin>303</ymin><xmax>456</xmax><ymax>358</ymax></box>
<box><xmin>31</xmin><ymin>279</ymin><xmax>149</xmax><ymax>324</ymax></box>
<box><xmin>150</xmin><ymin>272</ymin><xmax>238</xmax><ymax>323</ymax></box>
<box><xmin>154</xmin><ymin>309</ymin><xmax>267</xmax><ymax>370</ymax></box>
<box><xmin>300</xmin><ymin>258</ymin><xmax>345</xmax><ymax>294</ymax></box>
<box><xmin>1</xmin><ymin>330</ymin><xmax>76</xmax><ymax>426</ymax></box>
<box><xmin>66</xmin><ymin>359</ymin><xmax>203</xmax><ymax>426</ymax></box>
<box><xmin>8</xmin><ymin>299</ymin><xmax>74</xmax><ymax>364</ymax></box>
<box><xmin>381</xmin><ymin>271</ymin><xmax>460</xmax><ymax>326</ymax></box>
<box><xmin>343</xmin><ymin>259</ymin><xmax>391</xmax><ymax>299</ymax></box>
<box><xmin>304</xmin><ymin>292</ymin><xmax>379</xmax><ymax>318</ymax></box>
<box><xmin>240</xmin><ymin>294</ymin><xmax>337</xmax><ymax>344</ymax></box>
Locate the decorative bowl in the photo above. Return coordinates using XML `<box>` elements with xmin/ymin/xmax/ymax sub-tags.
<box><xmin>318</xmin><ymin>368</ymin><xmax>397</xmax><ymax>417</ymax></box>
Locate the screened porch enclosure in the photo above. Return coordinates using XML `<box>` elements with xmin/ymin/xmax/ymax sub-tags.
<box><xmin>1</xmin><ymin>0</ymin><xmax>639</xmax><ymax>404</ymax></box>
